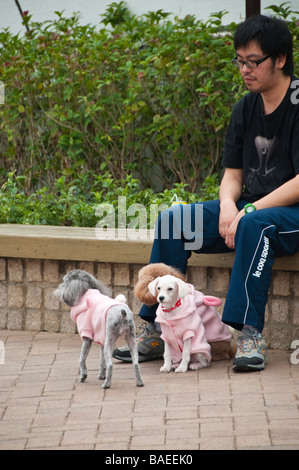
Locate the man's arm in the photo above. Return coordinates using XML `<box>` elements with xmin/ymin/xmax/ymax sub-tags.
<box><xmin>223</xmin><ymin>173</ymin><xmax>299</xmax><ymax>249</ymax></box>
<box><xmin>254</xmin><ymin>174</ymin><xmax>299</xmax><ymax>209</ymax></box>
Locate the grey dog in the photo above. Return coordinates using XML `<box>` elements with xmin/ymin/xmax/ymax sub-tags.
<box><xmin>54</xmin><ymin>269</ymin><xmax>144</xmax><ymax>389</ymax></box>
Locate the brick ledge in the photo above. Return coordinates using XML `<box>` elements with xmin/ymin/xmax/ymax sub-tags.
<box><xmin>0</xmin><ymin>224</ymin><xmax>297</xmax><ymax>271</ymax></box>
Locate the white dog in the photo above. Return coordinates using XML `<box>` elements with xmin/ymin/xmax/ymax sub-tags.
<box><xmin>148</xmin><ymin>275</ymin><xmax>231</xmax><ymax>373</ymax></box>
<box><xmin>54</xmin><ymin>270</ymin><xmax>144</xmax><ymax>389</ymax></box>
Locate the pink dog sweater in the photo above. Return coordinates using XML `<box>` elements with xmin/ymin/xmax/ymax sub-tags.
<box><xmin>155</xmin><ymin>284</ymin><xmax>232</xmax><ymax>364</ymax></box>
<box><xmin>70</xmin><ymin>289</ymin><xmax>126</xmax><ymax>345</ymax></box>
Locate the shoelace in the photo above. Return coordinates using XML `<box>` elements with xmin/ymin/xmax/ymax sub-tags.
<box><xmin>238</xmin><ymin>332</ymin><xmax>261</xmax><ymax>353</ymax></box>
<box><xmin>135</xmin><ymin>322</ymin><xmax>150</xmax><ymax>341</ymax></box>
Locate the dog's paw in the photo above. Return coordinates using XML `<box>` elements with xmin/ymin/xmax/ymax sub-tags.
<box><xmin>189</xmin><ymin>357</ymin><xmax>210</xmax><ymax>370</ymax></box>
<box><xmin>80</xmin><ymin>374</ymin><xmax>87</xmax><ymax>382</ymax></box>
<box><xmin>174</xmin><ymin>364</ymin><xmax>188</xmax><ymax>373</ymax></box>
<box><xmin>160</xmin><ymin>365</ymin><xmax>171</xmax><ymax>373</ymax></box>
<box><xmin>189</xmin><ymin>363</ymin><xmax>204</xmax><ymax>370</ymax></box>
<box><xmin>102</xmin><ymin>382</ymin><xmax>111</xmax><ymax>389</ymax></box>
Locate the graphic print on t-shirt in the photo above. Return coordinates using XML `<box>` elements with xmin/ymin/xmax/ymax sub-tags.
<box><xmin>246</xmin><ymin>135</ymin><xmax>278</xmax><ymax>195</ymax></box>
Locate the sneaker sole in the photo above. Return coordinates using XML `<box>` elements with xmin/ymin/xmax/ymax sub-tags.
<box><xmin>113</xmin><ymin>354</ymin><xmax>163</xmax><ymax>363</ymax></box>
<box><xmin>232</xmin><ymin>361</ymin><xmax>265</xmax><ymax>372</ymax></box>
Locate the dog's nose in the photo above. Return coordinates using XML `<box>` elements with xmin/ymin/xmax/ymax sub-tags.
<box><xmin>158</xmin><ymin>295</ymin><xmax>165</xmax><ymax>302</ymax></box>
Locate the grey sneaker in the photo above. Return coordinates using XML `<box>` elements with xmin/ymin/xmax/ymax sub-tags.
<box><xmin>232</xmin><ymin>327</ymin><xmax>267</xmax><ymax>372</ymax></box>
<box><xmin>113</xmin><ymin>322</ymin><xmax>164</xmax><ymax>363</ymax></box>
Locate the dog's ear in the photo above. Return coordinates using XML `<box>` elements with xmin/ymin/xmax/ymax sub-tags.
<box><xmin>53</xmin><ymin>285</ymin><xmax>63</xmax><ymax>301</ymax></box>
<box><xmin>134</xmin><ymin>277</ymin><xmax>158</xmax><ymax>305</ymax></box>
<box><xmin>93</xmin><ymin>278</ymin><xmax>112</xmax><ymax>297</ymax></box>
<box><xmin>148</xmin><ymin>277</ymin><xmax>160</xmax><ymax>297</ymax></box>
<box><xmin>176</xmin><ymin>279</ymin><xmax>191</xmax><ymax>299</ymax></box>
<box><xmin>61</xmin><ymin>279</ymin><xmax>85</xmax><ymax>306</ymax></box>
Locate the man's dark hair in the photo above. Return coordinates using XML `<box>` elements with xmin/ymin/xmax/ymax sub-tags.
<box><xmin>234</xmin><ymin>14</ymin><xmax>293</xmax><ymax>75</ymax></box>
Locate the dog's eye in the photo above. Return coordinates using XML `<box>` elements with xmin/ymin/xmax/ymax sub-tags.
<box><xmin>157</xmin><ymin>287</ymin><xmax>160</xmax><ymax>291</ymax></box>
<box><xmin>167</xmin><ymin>288</ymin><xmax>173</xmax><ymax>291</ymax></box>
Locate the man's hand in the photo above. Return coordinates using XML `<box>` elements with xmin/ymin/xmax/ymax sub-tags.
<box><xmin>219</xmin><ymin>199</ymin><xmax>240</xmax><ymax>247</ymax></box>
<box><xmin>223</xmin><ymin>209</ymin><xmax>245</xmax><ymax>249</ymax></box>
<box><xmin>219</xmin><ymin>199</ymin><xmax>246</xmax><ymax>249</ymax></box>
<box><xmin>218</xmin><ymin>168</ymin><xmax>244</xmax><ymax>248</ymax></box>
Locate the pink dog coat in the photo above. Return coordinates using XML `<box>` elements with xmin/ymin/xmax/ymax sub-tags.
<box><xmin>70</xmin><ymin>289</ymin><xmax>126</xmax><ymax>345</ymax></box>
<box><xmin>155</xmin><ymin>284</ymin><xmax>232</xmax><ymax>364</ymax></box>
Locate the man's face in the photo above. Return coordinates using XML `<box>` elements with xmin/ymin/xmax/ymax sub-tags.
<box><xmin>236</xmin><ymin>40</ymin><xmax>285</xmax><ymax>94</ymax></box>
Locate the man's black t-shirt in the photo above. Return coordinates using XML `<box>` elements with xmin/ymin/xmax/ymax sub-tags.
<box><xmin>222</xmin><ymin>76</ymin><xmax>299</xmax><ymax>202</ymax></box>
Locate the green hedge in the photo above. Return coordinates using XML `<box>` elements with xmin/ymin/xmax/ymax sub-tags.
<box><xmin>0</xmin><ymin>170</ymin><xmax>219</xmax><ymax>226</ymax></box>
<box><xmin>1</xmin><ymin>2</ymin><xmax>247</xmax><ymax>193</ymax></box>
<box><xmin>0</xmin><ymin>2</ymin><xmax>298</xmax><ymax>227</ymax></box>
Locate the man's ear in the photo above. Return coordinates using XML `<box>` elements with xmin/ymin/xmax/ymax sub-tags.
<box><xmin>276</xmin><ymin>53</ymin><xmax>287</xmax><ymax>70</ymax></box>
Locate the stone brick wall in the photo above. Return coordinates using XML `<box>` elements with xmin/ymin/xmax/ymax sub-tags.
<box><xmin>0</xmin><ymin>256</ymin><xmax>298</xmax><ymax>350</ymax></box>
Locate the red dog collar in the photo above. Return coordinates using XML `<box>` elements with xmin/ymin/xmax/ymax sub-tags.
<box><xmin>161</xmin><ymin>298</ymin><xmax>182</xmax><ymax>313</ymax></box>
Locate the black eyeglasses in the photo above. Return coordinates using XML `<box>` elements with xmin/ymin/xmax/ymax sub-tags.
<box><xmin>232</xmin><ymin>55</ymin><xmax>271</xmax><ymax>69</ymax></box>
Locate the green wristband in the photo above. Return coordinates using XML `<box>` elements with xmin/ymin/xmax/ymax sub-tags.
<box><xmin>244</xmin><ymin>203</ymin><xmax>256</xmax><ymax>214</ymax></box>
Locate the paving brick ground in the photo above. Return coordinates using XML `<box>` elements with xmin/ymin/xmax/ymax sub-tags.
<box><xmin>1</xmin><ymin>329</ymin><xmax>299</xmax><ymax>451</ymax></box>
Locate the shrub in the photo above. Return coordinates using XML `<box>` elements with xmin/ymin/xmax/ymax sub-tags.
<box><xmin>0</xmin><ymin>3</ymin><xmax>246</xmax><ymax>193</ymax></box>
<box><xmin>0</xmin><ymin>170</ymin><xmax>220</xmax><ymax>227</ymax></box>
<box><xmin>0</xmin><ymin>2</ymin><xmax>298</xmax><ymax>228</ymax></box>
